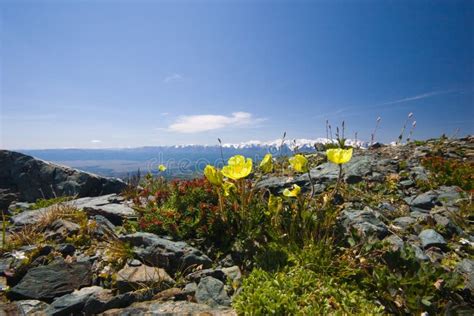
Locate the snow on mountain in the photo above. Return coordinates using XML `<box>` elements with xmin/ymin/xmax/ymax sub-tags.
<box><xmin>221</xmin><ymin>138</ymin><xmax>368</xmax><ymax>150</ymax></box>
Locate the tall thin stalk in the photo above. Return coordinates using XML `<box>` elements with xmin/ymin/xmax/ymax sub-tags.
<box><xmin>371</xmin><ymin>116</ymin><xmax>381</xmax><ymax>145</ymax></box>
<box><xmin>406</xmin><ymin>120</ymin><xmax>416</xmax><ymax>143</ymax></box>
<box><xmin>279</xmin><ymin>131</ymin><xmax>287</xmax><ymax>176</ymax></box>
<box><xmin>397</xmin><ymin>112</ymin><xmax>414</xmax><ymax>144</ymax></box>
<box><xmin>307</xmin><ymin>169</ymin><xmax>315</xmax><ymax>198</ymax></box>
<box><xmin>331</xmin><ymin>164</ymin><xmax>343</xmax><ymax>198</ymax></box>
<box><xmin>217</xmin><ymin>138</ymin><xmax>224</xmax><ymax>165</ymax></box>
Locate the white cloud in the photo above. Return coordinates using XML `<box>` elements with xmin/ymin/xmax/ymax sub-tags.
<box><xmin>90</xmin><ymin>139</ymin><xmax>102</xmax><ymax>143</ymax></box>
<box><xmin>168</xmin><ymin>112</ymin><xmax>265</xmax><ymax>133</ymax></box>
<box><xmin>163</xmin><ymin>74</ymin><xmax>183</xmax><ymax>83</ymax></box>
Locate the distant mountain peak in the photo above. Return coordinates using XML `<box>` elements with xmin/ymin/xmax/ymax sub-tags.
<box><xmin>220</xmin><ymin>138</ymin><xmax>368</xmax><ymax>149</ymax></box>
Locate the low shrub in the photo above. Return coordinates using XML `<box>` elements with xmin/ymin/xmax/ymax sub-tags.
<box><xmin>234</xmin><ymin>264</ymin><xmax>383</xmax><ymax>315</ymax></box>
<box><xmin>421</xmin><ymin>156</ymin><xmax>474</xmax><ymax>191</ymax></box>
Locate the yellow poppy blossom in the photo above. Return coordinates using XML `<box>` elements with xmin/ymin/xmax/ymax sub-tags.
<box><xmin>222</xmin><ymin>181</ymin><xmax>236</xmax><ymax>196</ymax></box>
<box><xmin>283</xmin><ymin>184</ymin><xmax>301</xmax><ymax>197</ymax></box>
<box><xmin>204</xmin><ymin>165</ymin><xmax>223</xmax><ymax>186</ymax></box>
<box><xmin>289</xmin><ymin>154</ymin><xmax>308</xmax><ymax>173</ymax></box>
<box><xmin>326</xmin><ymin>148</ymin><xmax>353</xmax><ymax>165</ymax></box>
<box><xmin>158</xmin><ymin>164</ymin><xmax>167</xmax><ymax>172</ymax></box>
<box><xmin>266</xmin><ymin>194</ymin><xmax>283</xmax><ymax>215</ymax></box>
<box><xmin>259</xmin><ymin>154</ymin><xmax>273</xmax><ymax>173</ymax></box>
<box><xmin>221</xmin><ymin>155</ymin><xmax>253</xmax><ymax>180</ymax></box>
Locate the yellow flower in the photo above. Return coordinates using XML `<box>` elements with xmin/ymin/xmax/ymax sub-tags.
<box><xmin>283</xmin><ymin>184</ymin><xmax>301</xmax><ymax>197</ymax></box>
<box><xmin>222</xmin><ymin>181</ymin><xmax>236</xmax><ymax>196</ymax></box>
<box><xmin>266</xmin><ymin>194</ymin><xmax>283</xmax><ymax>215</ymax></box>
<box><xmin>326</xmin><ymin>148</ymin><xmax>353</xmax><ymax>165</ymax></box>
<box><xmin>158</xmin><ymin>164</ymin><xmax>167</xmax><ymax>172</ymax></box>
<box><xmin>289</xmin><ymin>154</ymin><xmax>308</xmax><ymax>173</ymax></box>
<box><xmin>204</xmin><ymin>165</ymin><xmax>223</xmax><ymax>185</ymax></box>
<box><xmin>221</xmin><ymin>155</ymin><xmax>253</xmax><ymax>180</ymax></box>
<box><xmin>259</xmin><ymin>154</ymin><xmax>273</xmax><ymax>173</ymax></box>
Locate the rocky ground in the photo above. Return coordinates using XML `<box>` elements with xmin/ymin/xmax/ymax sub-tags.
<box><xmin>0</xmin><ymin>137</ymin><xmax>472</xmax><ymax>315</ymax></box>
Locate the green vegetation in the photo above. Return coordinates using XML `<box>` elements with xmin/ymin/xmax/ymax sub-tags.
<box><xmin>421</xmin><ymin>156</ymin><xmax>474</xmax><ymax>191</ymax></box>
<box><xmin>234</xmin><ymin>266</ymin><xmax>383</xmax><ymax>315</ymax></box>
<box><xmin>29</xmin><ymin>196</ymin><xmax>74</xmax><ymax>210</ymax></box>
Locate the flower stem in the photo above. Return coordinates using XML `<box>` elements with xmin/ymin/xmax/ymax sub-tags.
<box><xmin>331</xmin><ymin>164</ymin><xmax>343</xmax><ymax>199</ymax></box>
<box><xmin>307</xmin><ymin>170</ymin><xmax>315</xmax><ymax>198</ymax></box>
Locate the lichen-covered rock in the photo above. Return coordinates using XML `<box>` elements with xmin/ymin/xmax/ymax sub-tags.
<box><xmin>116</xmin><ymin>264</ymin><xmax>174</xmax><ymax>293</ymax></box>
<box><xmin>0</xmin><ymin>300</ymin><xmax>50</xmax><ymax>315</ymax></box>
<box><xmin>455</xmin><ymin>259</ymin><xmax>474</xmax><ymax>294</ymax></box>
<box><xmin>45</xmin><ymin>219</ymin><xmax>81</xmax><ymax>241</ymax></box>
<box><xmin>339</xmin><ymin>209</ymin><xmax>388</xmax><ymax>239</ymax></box>
<box><xmin>195</xmin><ymin>276</ymin><xmax>231</xmax><ymax>307</ymax></box>
<box><xmin>392</xmin><ymin>216</ymin><xmax>416</xmax><ymax>231</ymax></box>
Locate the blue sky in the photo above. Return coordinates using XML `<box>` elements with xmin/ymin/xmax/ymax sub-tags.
<box><xmin>1</xmin><ymin>0</ymin><xmax>473</xmax><ymax>149</ymax></box>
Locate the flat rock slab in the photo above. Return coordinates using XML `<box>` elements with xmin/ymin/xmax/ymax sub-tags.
<box><xmin>116</xmin><ymin>264</ymin><xmax>174</xmax><ymax>293</ymax></box>
<box><xmin>11</xmin><ymin>194</ymin><xmax>135</xmax><ymax>226</ymax></box>
<box><xmin>9</xmin><ymin>261</ymin><xmax>92</xmax><ymax>301</ymax></box>
<box><xmin>71</xmin><ymin>194</ymin><xmax>136</xmax><ymax>225</ymax></box>
<box><xmin>99</xmin><ymin>300</ymin><xmax>236</xmax><ymax>316</ymax></box>
<box><xmin>404</xmin><ymin>186</ymin><xmax>463</xmax><ymax>211</ymax></box>
<box><xmin>46</xmin><ymin>286</ymin><xmax>106</xmax><ymax>316</ymax></box>
<box><xmin>120</xmin><ymin>232</ymin><xmax>212</xmax><ymax>273</ymax></box>
<box><xmin>339</xmin><ymin>209</ymin><xmax>388</xmax><ymax>239</ymax></box>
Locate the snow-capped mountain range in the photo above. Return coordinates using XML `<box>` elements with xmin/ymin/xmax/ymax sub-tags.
<box><xmin>173</xmin><ymin>138</ymin><xmax>368</xmax><ymax>150</ymax></box>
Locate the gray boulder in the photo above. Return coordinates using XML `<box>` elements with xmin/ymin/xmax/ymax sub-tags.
<box><xmin>392</xmin><ymin>217</ymin><xmax>416</xmax><ymax>231</ymax></box>
<box><xmin>195</xmin><ymin>276</ymin><xmax>231</xmax><ymax>307</ymax></box>
<box><xmin>418</xmin><ymin>229</ymin><xmax>447</xmax><ymax>249</ymax></box>
<box><xmin>404</xmin><ymin>186</ymin><xmax>463</xmax><ymax>211</ymax></box>
<box><xmin>120</xmin><ymin>232</ymin><xmax>212</xmax><ymax>273</ymax></box>
<box><xmin>0</xmin><ymin>189</ymin><xmax>17</xmax><ymax>212</ymax></box>
<box><xmin>73</xmin><ymin>194</ymin><xmax>136</xmax><ymax>225</ymax></box>
<box><xmin>0</xmin><ymin>150</ymin><xmax>126</xmax><ymax>202</ymax></box>
<box><xmin>404</xmin><ymin>191</ymin><xmax>439</xmax><ymax>210</ymax></box>
<box><xmin>9</xmin><ymin>261</ymin><xmax>92</xmax><ymax>301</ymax></box>
<box><xmin>46</xmin><ymin>286</ymin><xmax>106</xmax><ymax>316</ymax></box>
<box><xmin>339</xmin><ymin>209</ymin><xmax>388</xmax><ymax>239</ymax></box>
